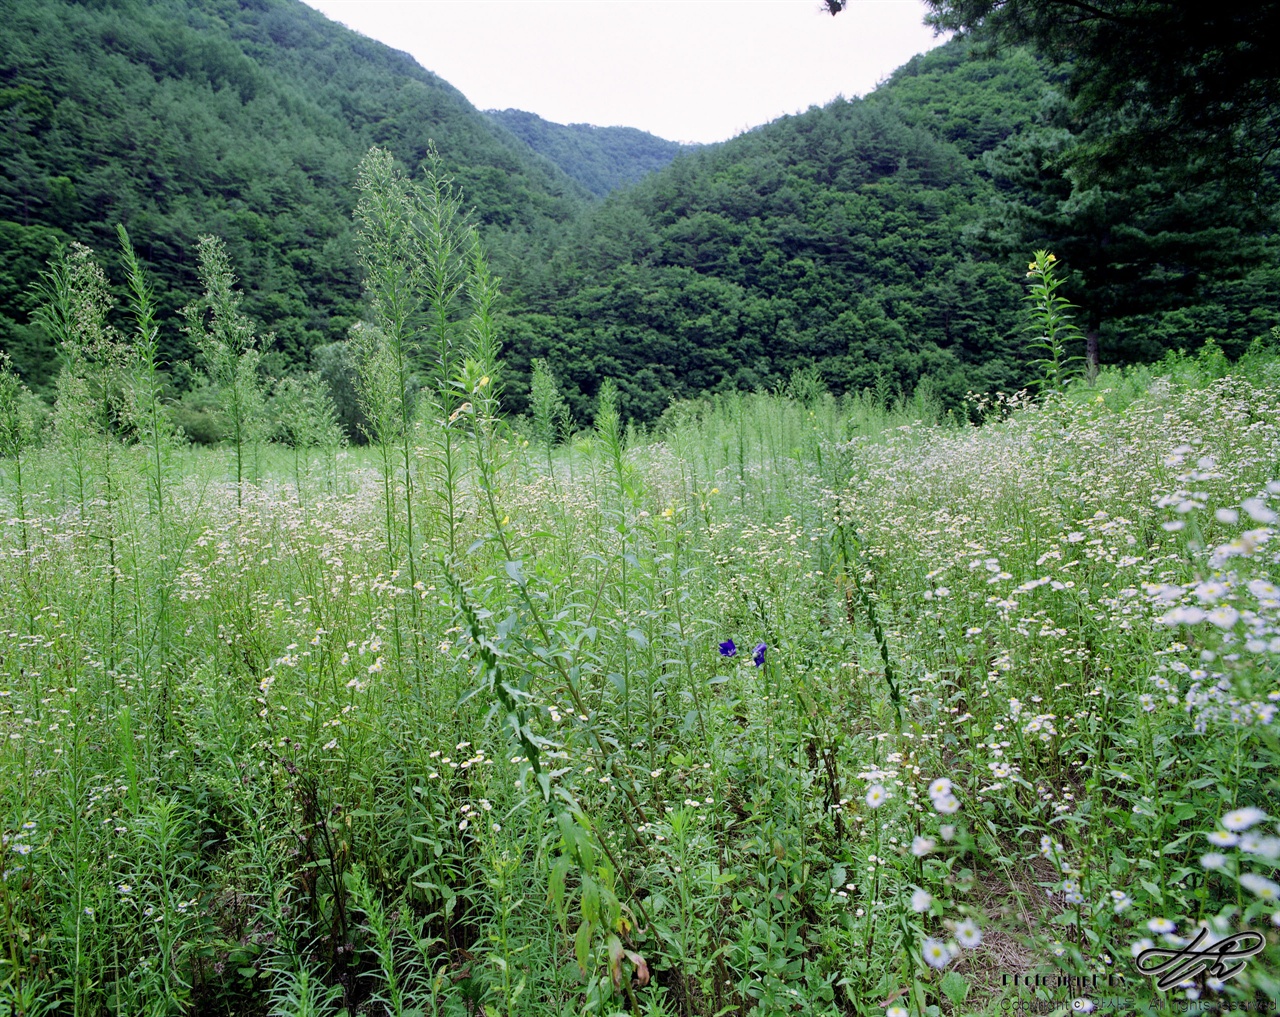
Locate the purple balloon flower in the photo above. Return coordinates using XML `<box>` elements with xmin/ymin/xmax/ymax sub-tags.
<box><xmin>719</xmin><ymin>640</ymin><xmax>736</xmax><ymax>657</ymax></box>
<box><xmin>753</xmin><ymin>643</ymin><xmax>767</xmax><ymax>667</ymax></box>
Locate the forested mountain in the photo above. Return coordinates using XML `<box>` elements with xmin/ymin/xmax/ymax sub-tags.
<box><xmin>2</xmin><ymin>0</ymin><xmax>1276</xmax><ymax>426</ymax></box>
<box><xmin>496</xmin><ymin>40</ymin><xmax>1280</xmax><ymax>421</ymax></box>
<box><xmin>486</xmin><ymin>108</ymin><xmax>699</xmax><ymax>197</ymax></box>
<box><xmin>496</xmin><ymin>43</ymin><xmax>1057</xmax><ymax>420</ymax></box>
<box><xmin>0</xmin><ymin>0</ymin><xmax>588</xmax><ymax>389</ymax></box>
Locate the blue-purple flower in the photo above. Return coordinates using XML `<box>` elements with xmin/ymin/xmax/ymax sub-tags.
<box><xmin>753</xmin><ymin>643</ymin><xmax>767</xmax><ymax>667</ymax></box>
<box><xmin>719</xmin><ymin>640</ymin><xmax>736</xmax><ymax>657</ymax></box>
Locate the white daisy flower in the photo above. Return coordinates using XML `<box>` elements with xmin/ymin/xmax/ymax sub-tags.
<box><xmin>1242</xmin><ymin>498</ymin><xmax>1277</xmax><ymax>524</ymax></box>
<box><xmin>921</xmin><ymin>937</ymin><xmax>950</xmax><ymax>969</ymax></box>
<box><xmin>911</xmin><ymin>836</ymin><xmax>935</xmax><ymax>858</ymax></box>
<box><xmin>1206</xmin><ymin>606</ymin><xmax>1240</xmax><ymax>629</ymax></box>
<box><xmin>1222</xmin><ymin>807</ymin><xmax>1268</xmax><ymax>832</ymax></box>
<box><xmin>1194</xmin><ymin>581</ymin><xmax>1228</xmax><ymax>603</ymax></box>
<box><xmin>1248</xmin><ymin>578</ymin><xmax>1279</xmax><ymax>601</ymax></box>
<box><xmin>1239</xmin><ymin>873</ymin><xmax>1280</xmax><ymax>902</ymax></box>
<box><xmin>1243</xmin><ymin>836</ymin><xmax>1280</xmax><ymax>860</ymax></box>
<box><xmin>933</xmin><ymin>794</ymin><xmax>960</xmax><ymax>815</ymax></box>
<box><xmin>1161</xmin><ymin>605</ymin><xmax>1205</xmax><ymax>625</ymax></box>
<box><xmin>910</xmin><ymin>888</ymin><xmax>932</xmax><ymax>913</ymax></box>
<box><xmin>1147</xmin><ymin>917</ymin><xmax>1175</xmax><ymax>934</ymax></box>
<box><xmin>955</xmin><ymin>918</ymin><xmax>982</xmax><ymax>948</ymax></box>
<box><xmin>866</xmin><ymin>784</ymin><xmax>888</xmax><ymax>808</ymax></box>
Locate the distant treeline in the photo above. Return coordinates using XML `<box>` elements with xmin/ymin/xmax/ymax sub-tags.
<box><xmin>2</xmin><ymin>0</ymin><xmax>1276</xmax><ymax>428</ymax></box>
<box><xmin>485</xmin><ymin>109</ymin><xmax>698</xmax><ymax>198</ymax></box>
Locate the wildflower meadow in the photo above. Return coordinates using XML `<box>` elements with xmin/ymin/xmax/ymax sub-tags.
<box><xmin>1</xmin><ymin>152</ymin><xmax>1278</xmax><ymax>1016</ymax></box>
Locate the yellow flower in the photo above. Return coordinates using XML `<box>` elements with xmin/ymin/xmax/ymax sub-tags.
<box><xmin>662</xmin><ymin>507</ymin><xmax>674</xmax><ymax>518</ymax></box>
<box><xmin>501</xmin><ymin>515</ymin><xmax>510</xmax><ymax>526</ymax></box>
<box><xmin>478</xmin><ymin>375</ymin><xmax>490</xmax><ymax>388</ymax></box>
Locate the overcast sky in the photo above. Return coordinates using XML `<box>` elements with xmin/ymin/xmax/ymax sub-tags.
<box><xmin>300</xmin><ymin>1</ymin><xmax>948</xmax><ymax>144</ymax></box>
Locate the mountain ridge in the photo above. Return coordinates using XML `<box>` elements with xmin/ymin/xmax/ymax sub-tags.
<box><xmin>0</xmin><ymin>0</ymin><xmax>589</xmax><ymax>386</ymax></box>
<box><xmin>2</xmin><ymin>1</ymin><xmax>1274</xmax><ymax>425</ymax></box>
<box><xmin>485</xmin><ymin>108</ymin><xmax>701</xmax><ymax>197</ymax></box>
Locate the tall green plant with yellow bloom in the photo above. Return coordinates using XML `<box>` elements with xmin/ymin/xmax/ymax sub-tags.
<box><xmin>1024</xmin><ymin>250</ymin><xmax>1085</xmax><ymax>395</ymax></box>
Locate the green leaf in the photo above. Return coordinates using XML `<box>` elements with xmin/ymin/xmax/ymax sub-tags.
<box><xmin>549</xmin><ymin>854</ymin><xmax>570</xmax><ymax>922</ymax></box>
<box><xmin>557</xmin><ymin>811</ymin><xmax>578</xmax><ymax>853</ymax></box>
<box><xmin>940</xmin><ymin>971</ymin><xmax>968</xmax><ymax>1007</ymax></box>
<box><xmin>582</xmin><ymin>873</ymin><xmax>600</xmax><ymax>921</ymax></box>
<box><xmin>574</xmin><ymin>918</ymin><xmax>593</xmax><ymax>975</ymax></box>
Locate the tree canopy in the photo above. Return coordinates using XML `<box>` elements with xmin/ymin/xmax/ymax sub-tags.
<box><xmin>907</xmin><ymin>1</ymin><xmax>1280</xmax><ymax>177</ymax></box>
<box><xmin>824</xmin><ymin>1</ymin><xmax>1280</xmax><ymax>349</ymax></box>
<box><xmin>2</xmin><ymin>1</ymin><xmax>1276</xmax><ymax>428</ymax></box>
<box><xmin>0</xmin><ymin>0</ymin><xmax>587</xmax><ymax>387</ymax></box>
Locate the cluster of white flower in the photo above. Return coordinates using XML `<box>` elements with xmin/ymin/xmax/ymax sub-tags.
<box><xmin>918</xmin><ymin>916</ymin><xmax>981</xmax><ymax>972</ymax></box>
<box><xmin>927</xmin><ymin>777</ymin><xmax>960</xmax><ymax>815</ymax></box>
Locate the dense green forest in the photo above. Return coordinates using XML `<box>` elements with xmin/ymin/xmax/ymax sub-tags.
<box><xmin>486</xmin><ymin>108</ymin><xmax>699</xmax><ymax>198</ymax></box>
<box><xmin>0</xmin><ymin>0</ymin><xmax>588</xmax><ymax>390</ymax></box>
<box><xmin>496</xmin><ymin>41</ymin><xmax>1280</xmax><ymax>420</ymax></box>
<box><xmin>1</xmin><ymin>0</ymin><xmax>1277</xmax><ymax>427</ymax></box>
<box><xmin>496</xmin><ymin>45</ymin><xmax>1053</xmax><ymax>420</ymax></box>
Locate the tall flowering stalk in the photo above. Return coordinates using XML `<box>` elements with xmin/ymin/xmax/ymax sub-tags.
<box><xmin>352</xmin><ymin>147</ymin><xmax>430</xmax><ymax>677</ymax></box>
<box><xmin>183</xmin><ymin>235</ymin><xmax>267</xmax><ymax>507</ymax></box>
<box><xmin>38</xmin><ymin>242</ymin><xmax>125</xmax><ymax>515</ymax></box>
<box><xmin>833</xmin><ymin>515</ymin><xmax>904</xmax><ymax>732</ymax></box>
<box><xmin>353</xmin><ymin>147</ymin><xmax>483</xmax><ymax>681</ymax></box>
<box><xmin>40</xmin><ymin>243</ymin><xmax>133</xmax><ymax>676</ymax></box>
<box><xmin>417</xmin><ymin>155</ymin><xmax>476</xmax><ymax>563</ymax></box>
<box><xmin>450</xmin><ymin>240</ymin><xmax>656</xmax><ymax>1009</ymax></box>
<box><xmin>117</xmin><ymin>225</ymin><xmax>175</xmax><ymax>523</ymax></box>
<box><xmin>595</xmin><ymin>379</ymin><xmax>640</xmax><ymax>732</ymax></box>
<box><xmin>118</xmin><ymin>225</ymin><xmax>183</xmax><ymax>736</ymax></box>
<box><xmin>530</xmin><ymin>357</ymin><xmax>571</xmax><ymax>484</ymax></box>
<box><xmin>0</xmin><ymin>353</ymin><xmax>36</xmax><ymax>560</ymax></box>
<box><xmin>1024</xmin><ymin>250</ymin><xmax>1084</xmax><ymax>395</ymax></box>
